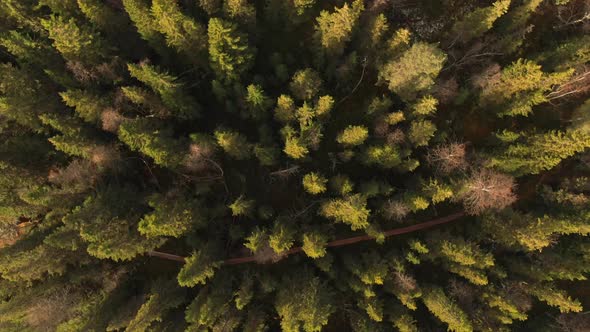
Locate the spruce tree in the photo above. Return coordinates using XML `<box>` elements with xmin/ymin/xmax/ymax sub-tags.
<box><xmin>1</xmin><ymin>1</ymin><xmax>589</xmax><ymax>330</ymax></box>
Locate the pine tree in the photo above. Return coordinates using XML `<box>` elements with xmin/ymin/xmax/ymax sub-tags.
<box><xmin>244</xmin><ymin>83</ymin><xmax>272</xmax><ymax>119</ymax></box>
<box><xmin>275</xmin><ymin>270</ymin><xmax>336</xmax><ymax>332</ymax></box>
<box><xmin>60</xmin><ymin>89</ymin><xmax>111</xmax><ymax>124</ymax></box>
<box><xmin>314</xmin><ymin>0</ymin><xmax>364</xmax><ymax>57</ymax></box>
<box><xmin>494</xmin><ymin>0</ymin><xmax>543</xmax><ymax>54</ymax></box>
<box><xmin>228</xmin><ymin>195</ymin><xmax>255</xmax><ymax>217</ymax></box>
<box><xmin>208</xmin><ymin>18</ymin><xmax>255</xmax><ymax>82</ymax></box>
<box><xmin>139</xmin><ymin>193</ymin><xmax>206</xmax><ymax>238</ymax></box>
<box><xmin>289</xmin><ymin>68</ymin><xmax>323</xmax><ymax>101</ymax></box>
<box><xmin>450</xmin><ymin>0</ymin><xmax>511</xmax><ymax>43</ymax></box>
<box><xmin>223</xmin><ymin>0</ymin><xmax>257</xmax><ymax>27</ymax></box>
<box><xmin>127</xmin><ymin>62</ymin><xmax>200</xmax><ymax>119</ymax></box>
<box><xmin>177</xmin><ymin>246</ymin><xmax>222</xmax><ymax>287</ymax></box>
<box><xmin>302</xmin><ymin>231</ymin><xmax>329</xmax><ymax>258</ymax></box>
<box><xmin>126</xmin><ymin>279</ymin><xmax>186</xmax><ymax>331</ymax></box>
<box><xmin>408</xmin><ymin>120</ymin><xmax>436</xmax><ymax>147</ymax></box>
<box><xmin>214</xmin><ymin>128</ymin><xmax>253</xmax><ymax>160</ymax></box>
<box><xmin>320</xmin><ymin>194</ymin><xmax>370</xmax><ymax>230</ymax></box>
<box><xmin>122</xmin><ymin>0</ymin><xmax>167</xmax><ymax>54</ymax></box>
<box><xmin>269</xmin><ymin>219</ymin><xmax>296</xmax><ymax>254</ymax></box>
<box><xmin>479</xmin><ymin>59</ymin><xmax>573</xmax><ymax>117</ymax></box>
<box><xmin>151</xmin><ymin>0</ymin><xmax>207</xmax><ymax>60</ymax></box>
<box><xmin>489</xmin><ymin>130</ymin><xmax>590</xmax><ymax>176</ymax></box>
<box><xmin>361</xmin><ymin>144</ymin><xmax>403</xmax><ymax>168</ymax></box>
<box><xmin>62</xmin><ymin>185</ymin><xmax>163</xmax><ymax>261</ymax></box>
<box><xmin>302</xmin><ymin>172</ymin><xmax>328</xmax><ymax>195</ymax></box>
<box><xmin>337</xmin><ymin>125</ymin><xmax>369</xmax><ymax>146</ymax></box>
<box><xmin>0</xmin><ymin>63</ymin><xmax>56</xmax><ymax>131</ymax></box>
<box><xmin>77</xmin><ymin>0</ymin><xmax>127</xmax><ymax>33</ymax></box>
<box><xmin>378</xmin><ymin>43</ymin><xmax>447</xmax><ymax>101</ymax></box>
<box><xmin>41</xmin><ymin>15</ymin><xmax>108</xmax><ymax>64</ymax></box>
<box><xmin>1</xmin><ymin>0</ymin><xmax>590</xmax><ymax>330</ymax></box>
<box><xmin>421</xmin><ymin>286</ymin><xmax>473</xmax><ymax>332</ymax></box>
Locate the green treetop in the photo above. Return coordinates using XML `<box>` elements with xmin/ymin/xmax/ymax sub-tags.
<box><xmin>479</xmin><ymin>59</ymin><xmax>572</xmax><ymax>117</ymax></box>
<box><xmin>118</xmin><ymin>118</ymin><xmax>187</xmax><ymax>168</ymax></box>
<box><xmin>223</xmin><ymin>0</ymin><xmax>257</xmax><ymax>27</ymax></box>
<box><xmin>379</xmin><ymin>42</ymin><xmax>447</xmax><ymax>101</ymax></box>
<box><xmin>139</xmin><ymin>193</ymin><xmax>206</xmax><ymax>238</ymax></box>
<box><xmin>302</xmin><ymin>231</ymin><xmax>329</xmax><ymax>258</ymax></box>
<box><xmin>228</xmin><ymin>195</ymin><xmax>255</xmax><ymax>217</ymax></box>
<box><xmin>274</xmin><ymin>94</ymin><xmax>297</xmax><ymax>123</ymax></box>
<box><xmin>127</xmin><ymin>62</ymin><xmax>200</xmax><ymax>119</ymax></box>
<box><xmin>63</xmin><ymin>185</ymin><xmax>164</xmax><ymax>261</ymax></box>
<box><xmin>77</xmin><ymin>0</ymin><xmax>126</xmax><ymax>33</ymax></box>
<box><xmin>214</xmin><ymin>128</ymin><xmax>253</xmax><ymax>160</ymax></box>
<box><xmin>408</xmin><ymin>120</ymin><xmax>436</xmax><ymax>147</ymax></box>
<box><xmin>337</xmin><ymin>125</ymin><xmax>369</xmax><ymax>146</ymax></box>
<box><xmin>208</xmin><ymin>18</ymin><xmax>255</xmax><ymax>82</ymax></box>
<box><xmin>60</xmin><ymin>89</ymin><xmax>111</xmax><ymax>124</ymax></box>
<box><xmin>314</xmin><ymin>0</ymin><xmax>364</xmax><ymax>57</ymax></box>
<box><xmin>302</xmin><ymin>172</ymin><xmax>328</xmax><ymax>195</ymax></box>
<box><xmin>421</xmin><ymin>286</ymin><xmax>473</xmax><ymax>332</ymax></box>
<box><xmin>41</xmin><ymin>16</ymin><xmax>107</xmax><ymax>64</ymax></box>
<box><xmin>122</xmin><ymin>0</ymin><xmax>166</xmax><ymax>53</ymax></box>
<box><xmin>450</xmin><ymin>0</ymin><xmax>511</xmax><ymax>43</ymax></box>
<box><xmin>177</xmin><ymin>247</ymin><xmax>222</xmax><ymax>287</ymax></box>
<box><xmin>320</xmin><ymin>194</ymin><xmax>370</xmax><ymax>230</ymax></box>
<box><xmin>275</xmin><ymin>271</ymin><xmax>336</xmax><ymax>332</ymax></box>
<box><xmin>289</xmin><ymin>68</ymin><xmax>323</xmax><ymax>101</ymax></box>
<box><xmin>152</xmin><ymin>0</ymin><xmax>207</xmax><ymax>60</ymax></box>
<box><xmin>489</xmin><ymin>130</ymin><xmax>590</xmax><ymax>176</ymax></box>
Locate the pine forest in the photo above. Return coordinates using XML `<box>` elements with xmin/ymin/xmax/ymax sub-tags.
<box><xmin>1</xmin><ymin>0</ymin><xmax>590</xmax><ymax>331</ymax></box>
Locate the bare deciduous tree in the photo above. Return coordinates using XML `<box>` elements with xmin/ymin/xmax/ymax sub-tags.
<box><xmin>101</xmin><ymin>108</ymin><xmax>126</xmax><ymax>133</ymax></box>
<box><xmin>426</xmin><ymin>142</ymin><xmax>468</xmax><ymax>175</ymax></box>
<box><xmin>382</xmin><ymin>200</ymin><xmax>410</xmax><ymax>221</ymax></box>
<box><xmin>26</xmin><ymin>287</ymin><xmax>78</xmax><ymax>331</ymax></box>
<box><xmin>386</xmin><ymin>129</ymin><xmax>406</xmax><ymax>146</ymax></box>
<box><xmin>434</xmin><ymin>77</ymin><xmax>459</xmax><ymax>105</ymax></box>
<box><xmin>184</xmin><ymin>143</ymin><xmax>216</xmax><ymax>173</ymax></box>
<box><xmin>374</xmin><ymin>115</ymin><xmax>390</xmax><ymax>137</ymax></box>
<box><xmin>555</xmin><ymin>0</ymin><xmax>590</xmax><ymax>29</ymax></box>
<box><xmin>458</xmin><ymin>169</ymin><xmax>517</xmax><ymax>215</ymax></box>
<box><xmin>48</xmin><ymin>159</ymin><xmax>97</xmax><ymax>189</ymax></box>
<box><xmin>90</xmin><ymin>145</ymin><xmax>120</xmax><ymax>168</ymax></box>
<box><xmin>555</xmin><ymin>312</ymin><xmax>590</xmax><ymax>332</ymax></box>
<box><xmin>546</xmin><ymin>66</ymin><xmax>590</xmax><ymax>101</ymax></box>
<box><xmin>393</xmin><ymin>270</ymin><xmax>417</xmax><ymax>292</ymax></box>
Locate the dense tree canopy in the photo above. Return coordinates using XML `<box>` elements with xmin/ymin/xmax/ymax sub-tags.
<box><xmin>0</xmin><ymin>0</ymin><xmax>589</xmax><ymax>331</ymax></box>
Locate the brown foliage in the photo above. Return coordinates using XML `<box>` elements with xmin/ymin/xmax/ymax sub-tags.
<box><xmin>471</xmin><ymin>63</ymin><xmax>501</xmax><ymax>90</ymax></box>
<box><xmin>101</xmin><ymin>108</ymin><xmax>126</xmax><ymax>133</ymax></box>
<box><xmin>26</xmin><ymin>287</ymin><xmax>79</xmax><ymax>331</ymax></box>
<box><xmin>426</xmin><ymin>142</ymin><xmax>468</xmax><ymax>175</ymax></box>
<box><xmin>447</xmin><ymin>279</ymin><xmax>476</xmax><ymax>308</ymax></box>
<box><xmin>90</xmin><ymin>145</ymin><xmax>120</xmax><ymax>168</ymax></box>
<box><xmin>48</xmin><ymin>159</ymin><xmax>97</xmax><ymax>188</ymax></box>
<box><xmin>373</xmin><ymin>115</ymin><xmax>390</xmax><ymax>137</ymax></box>
<box><xmin>252</xmin><ymin>242</ymin><xmax>287</xmax><ymax>264</ymax></box>
<box><xmin>66</xmin><ymin>58</ymin><xmax>124</xmax><ymax>85</ymax></box>
<box><xmin>386</xmin><ymin>129</ymin><xmax>406</xmax><ymax>146</ymax></box>
<box><xmin>393</xmin><ymin>271</ymin><xmax>417</xmax><ymax>292</ymax></box>
<box><xmin>555</xmin><ymin>313</ymin><xmax>590</xmax><ymax>332</ymax></box>
<box><xmin>184</xmin><ymin>143</ymin><xmax>216</xmax><ymax>173</ymax></box>
<box><xmin>458</xmin><ymin>169</ymin><xmax>517</xmax><ymax>215</ymax></box>
<box><xmin>382</xmin><ymin>200</ymin><xmax>410</xmax><ymax>221</ymax></box>
<box><xmin>434</xmin><ymin>77</ymin><xmax>459</xmax><ymax>104</ymax></box>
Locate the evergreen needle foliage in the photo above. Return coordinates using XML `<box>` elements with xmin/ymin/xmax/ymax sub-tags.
<box><xmin>0</xmin><ymin>0</ymin><xmax>589</xmax><ymax>331</ymax></box>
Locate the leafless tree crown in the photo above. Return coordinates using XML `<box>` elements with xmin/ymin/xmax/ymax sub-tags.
<box><xmin>426</xmin><ymin>142</ymin><xmax>468</xmax><ymax>175</ymax></box>
<box><xmin>459</xmin><ymin>169</ymin><xmax>517</xmax><ymax>215</ymax></box>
